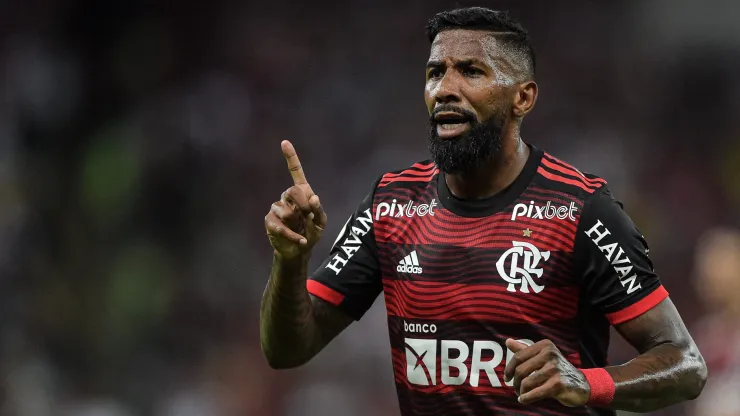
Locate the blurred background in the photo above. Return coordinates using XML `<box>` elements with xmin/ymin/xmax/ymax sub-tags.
<box><xmin>0</xmin><ymin>0</ymin><xmax>739</xmax><ymax>415</ymax></box>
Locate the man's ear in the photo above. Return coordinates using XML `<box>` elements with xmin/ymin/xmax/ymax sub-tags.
<box><xmin>512</xmin><ymin>81</ymin><xmax>538</xmax><ymax>118</ymax></box>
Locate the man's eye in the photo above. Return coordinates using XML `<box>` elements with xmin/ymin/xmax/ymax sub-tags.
<box><xmin>428</xmin><ymin>69</ymin><xmax>443</xmax><ymax>79</ymax></box>
<box><xmin>462</xmin><ymin>67</ymin><xmax>482</xmax><ymax>77</ymax></box>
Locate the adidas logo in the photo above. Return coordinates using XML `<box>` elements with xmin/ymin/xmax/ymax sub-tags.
<box><xmin>397</xmin><ymin>250</ymin><xmax>423</xmax><ymax>274</ymax></box>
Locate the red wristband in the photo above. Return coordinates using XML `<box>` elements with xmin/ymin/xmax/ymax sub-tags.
<box><xmin>581</xmin><ymin>368</ymin><xmax>615</xmax><ymax>407</ymax></box>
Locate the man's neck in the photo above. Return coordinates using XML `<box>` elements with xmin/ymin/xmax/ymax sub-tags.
<box><xmin>445</xmin><ymin>138</ymin><xmax>530</xmax><ymax>200</ymax></box>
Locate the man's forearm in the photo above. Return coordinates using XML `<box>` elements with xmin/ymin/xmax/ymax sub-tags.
<box><xmin>259</xmin><ymin>253</ymin><xmax>319</xmax><ymax>369</ymax></box>
<box><xmin>604</xmin><ymin>342</ymin><xmax>707</xmax><ymax>412</ymax></box>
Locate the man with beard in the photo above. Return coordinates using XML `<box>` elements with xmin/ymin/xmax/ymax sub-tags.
<box><xmin>260</xmin><ymin>7</ymin><xmax>706</xmax><ymax>415</ymax></box>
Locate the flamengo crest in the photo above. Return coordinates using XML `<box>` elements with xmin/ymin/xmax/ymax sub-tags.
<box><xmin>496</xmin><ymin>241</ymin><xmax>550</xmax><ymax>293</ymax></box>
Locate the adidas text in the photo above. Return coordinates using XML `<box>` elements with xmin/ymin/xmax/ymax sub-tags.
<box><xmin>397</xmin><ymin>251</ymin><xmax>423</xmax><ymax>274</ymax></box>
<box><xmin>397</xmin><ymin>264</ymin><xmax>423</xmax><ymax>274</ymax></box>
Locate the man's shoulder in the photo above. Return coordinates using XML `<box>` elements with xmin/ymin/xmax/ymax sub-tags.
<box><xmin>532</xmin><ymin>150</ymin><xmax>610</xmax><ymax>201</ymax></box>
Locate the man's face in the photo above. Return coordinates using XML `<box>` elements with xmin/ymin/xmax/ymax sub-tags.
<box><xmin>424</xmin><ymin>29</ymin><xmax>519</xmax><ymax>174</ymax></box>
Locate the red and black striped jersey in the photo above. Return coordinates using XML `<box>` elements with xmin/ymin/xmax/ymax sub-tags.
<box><xmin>307</xmin><ymin>144</ymin><xmax>668</xmax><ymax>416</ymax></box>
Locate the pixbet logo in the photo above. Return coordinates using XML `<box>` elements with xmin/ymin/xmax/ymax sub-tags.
<box><xmin>376</xmin><ymin>199</ymin><xmax>437</xmax><ymax>221</ymax></box>
<box><xmin>511</xmin><ymin>201</ymin><xmax>578</xmax><ymax>222</ymax></box>
<box><xmin>404</xmin><ymin>338</ymin><xmax>533</xmax><ymax>387</ymax></box>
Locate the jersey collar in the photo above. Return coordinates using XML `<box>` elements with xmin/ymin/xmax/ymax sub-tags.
<box><xmin>436</xmin><ymin>143</ymin><xmax>543</xmax><ymax>218</ymax></box>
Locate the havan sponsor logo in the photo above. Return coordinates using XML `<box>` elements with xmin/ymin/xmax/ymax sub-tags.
<box><xmin>585</xmin><ymin>220</ymin><xmax>642</xmax><ymax>294</ymax></box>
<box><xmin>325</xmin><ymin>209</ymin><xmax>373</xmax><ymax>275</ymax></box>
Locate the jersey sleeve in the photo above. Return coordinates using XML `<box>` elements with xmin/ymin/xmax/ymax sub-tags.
<box><xmin>306</xmin><ymin>178</ymin><xmax>383</xmax><ymax>320</ymax></box>
<box><xmin>573</xmin><ymin>186</ymin><xmax>669</xmax><ymax>325</ymax></box>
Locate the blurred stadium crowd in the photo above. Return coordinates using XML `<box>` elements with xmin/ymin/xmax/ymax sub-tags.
<box><xmin>0</xmin><ymin>0</ymin><xmax>739</xmax><ymax>415</ymax></box>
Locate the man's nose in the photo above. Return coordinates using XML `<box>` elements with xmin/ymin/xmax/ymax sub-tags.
<box><xmin>433</xmin><ymin>72</ymin><xmax>462</xmax><ymax>104</ymax></box>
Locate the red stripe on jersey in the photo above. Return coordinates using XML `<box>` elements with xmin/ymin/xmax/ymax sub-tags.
<box><xmin>411</xmin><ymin>161</ymin><xmax>436</xmax><ymax>171</ymax></box>
<box><xmin>306</xmin><ymin>280</ymin><xmax>344</xmax><ymax>306</ymax></box>
<box><xmin>541</xmin><ymin>158</ymin><xmax>606</xmax><ymax>187</ymax></box>
<box><xmin>523</xmin><ymin>187</ymin><xmax>584</xmax><ymax>206</ymax></box>
<box><xmin>381</xmin><ymin>163</ymin><xmax>437</xmax><ymax>178</ymax></box>
<box><xmin>384</xmin><ymin>280</ymin><xmax>576</xmax><ymax>308</ymax></box>
<box><xmin>543</xmin><ymin>154</ymin><xmax>607</xmax><ymax>184</ymax></box>
<box><xmin>511</xmin><ymin>215</ymin><xmax>578</xmax><ymax>235</ymax></box>
<box><xmin>393</xmin><ymin>368</ymin><xmax>573</xmax><ymax>413</ymax></box>
<box><xmin>383</xmin><ymin>280</ymin><xmax>579</xmax><ymax>323</ymax></box>
<box><xmin>375</xmin><ymin>223</ymin><xmax>574</xmax><ymax>252</ymax></box>
<box><xmin>537</xmin><ymin>167</ymin><xmax>598</xmax><ymax>193</ymax></box>
<box><xmin>382</xmin><ymin>168</ymin><xmax>438</xmax><ymax>179</ymax></box>
<box><xmin>495</xmin><ymin>224</ymin><xmax>576</xmax><ymax>249</ymax></box>
<box><xmin>373</xmin><ymin>207</ymin><xmax>577</xmax><ymax>239</ymax></box>
<box><xmin>379</xmin><ymin>170</ymin><xmax>439</xmax><ymax>187</ymax></box>
<box><xmin>605</xmin><ymin>285</ymin><xmax>669</xmax><ymax>325</ymax></box>
<box><xmin>539</xmin><ymin>164</ymin><xmax>603</xmax><ymax>191</ymax></box>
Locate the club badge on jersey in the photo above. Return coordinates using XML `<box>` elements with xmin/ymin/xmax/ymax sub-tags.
<box><xmin>496</xmin><ymin>241</ymin><xmax>551</xmax><ymax>293</ymax></box>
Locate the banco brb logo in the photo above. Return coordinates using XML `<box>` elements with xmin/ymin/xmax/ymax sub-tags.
<box><xmin>496</xmin><ymin>241</ymin><xmax>550</xmax><ymax>293</ymax></box>
<box><xmin>404</xmin><ymin>338</ymin><xmax>535</xmax><ymax>387</ymax></box>
<box><xmin>405</xmin><ymin>339</ymin><xmax>437</xmax><ymax>386</ymax></box>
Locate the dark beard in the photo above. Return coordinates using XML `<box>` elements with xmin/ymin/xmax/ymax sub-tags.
<box><xmin>428</xmin><ymin>110</ymin><xmax>505</xmax><ymax>174</ymax></box>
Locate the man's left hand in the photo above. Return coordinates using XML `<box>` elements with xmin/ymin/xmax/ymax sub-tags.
<box><xmin>504</xmin><ymin>338</ymin><xmax>591</xmax><ymax>407</ymax></box>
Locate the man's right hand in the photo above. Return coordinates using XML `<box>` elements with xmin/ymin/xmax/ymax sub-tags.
<box><xmin>265</xmin><ymin>140</ymin><xmax>328</xmax><ymax>261</ymax></box>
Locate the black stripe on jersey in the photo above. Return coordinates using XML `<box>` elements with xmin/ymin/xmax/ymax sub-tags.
<box><xmin>378</xmin><ymin>244</ymin><xmax>576</xmax><ymax>287</ymax></box>
<box><xmin>387</xmin><ymin>316</ymin><xmax>583</xmax><ymax>358</ymax></box>
<box><xmin>395</xmin><ymin>388</ymin><xmax>613</xmax><ymax>416</ymax></box>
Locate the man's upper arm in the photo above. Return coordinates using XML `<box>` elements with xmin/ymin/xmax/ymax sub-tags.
<box><xmin>573</xmin><ymin>186</ymin><xmax>706</xmax><ymax>407</ymax></box>
<box><xmin>307</xmin><ymin>177</ymin><xmax>383</xmax><ymax>321</ymax></box>
<box><xmin>309</xmin><ymin>294</ymin><xmax>356</xmax><ymax>347</ymax></box>
<box><xmin>574</xmin><ymin>186</ymin><xmax>669</xmax><ymax>325</ymax></box>
<box><xmin>613</xmin><ymin>297</ymin><xmax>692</xmax><ymax>353</ymax></box>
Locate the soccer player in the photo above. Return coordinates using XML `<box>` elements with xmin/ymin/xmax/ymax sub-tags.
<box><xmin>260</xmin><ymin>7</ymin><xmax>707</xmax><ymax>415</ymax></box>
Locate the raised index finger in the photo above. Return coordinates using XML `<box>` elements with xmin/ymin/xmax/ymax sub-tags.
<box><xmin>281</xmin><ymin>140</ymin><xmax>307</xmax><ymax>184</ymax></box>
<box><xmin>281</xmin><ymin>140</ymin><xmax>313</xmax><ymax>193</ymax></box>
